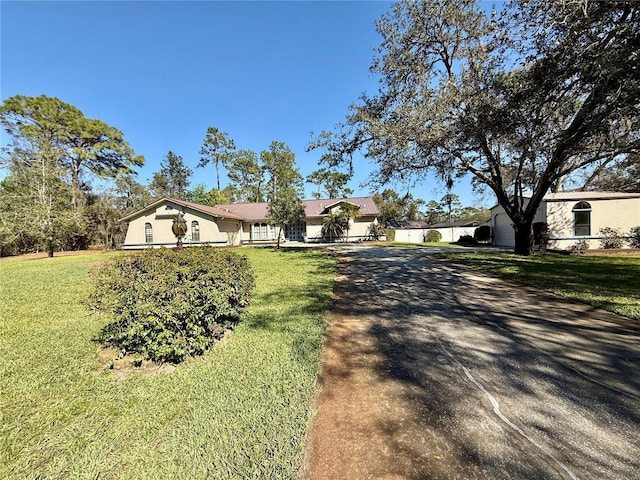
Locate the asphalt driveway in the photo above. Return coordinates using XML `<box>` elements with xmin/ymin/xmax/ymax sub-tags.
<box><xmin>302</xmin><ymin>246</ymin><xmax>640</xmax><ymax>480</ymax></box>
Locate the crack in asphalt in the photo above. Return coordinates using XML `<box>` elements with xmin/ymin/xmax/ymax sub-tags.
<box><xmin>439</xmin><ymin>340</ymin><xmax>580</xmax><ymax>480</ymax></box>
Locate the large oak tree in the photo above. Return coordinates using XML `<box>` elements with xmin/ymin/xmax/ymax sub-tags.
<box><xmin>309</xmin><ymin>0</ymin><xmax>640</xmax><ymax>255</ymax></box>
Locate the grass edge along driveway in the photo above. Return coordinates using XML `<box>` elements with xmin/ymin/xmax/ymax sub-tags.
<box><xmin>442</xmin><ymin>251</ymin><xmax>640</xmax><ymax>321</ymax></box>
<box><xmin>0</xmin><ymin>248</ymin><xmax>335</xmax><ymax>480</ymax></box>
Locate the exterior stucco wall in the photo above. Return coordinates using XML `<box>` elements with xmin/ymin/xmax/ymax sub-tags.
<box><xmin>546</xmin><ymin>197</ymin><xmax>640</xmax><ymax>250</ymax></box>
<box><xmin>305</xmin><ymin>216</ymin><xmax>377</xmax><ymax>242</ymax></box>
<box><xmin>305</xmin><ymin>220</ymin><xmax>323</xmax><ymax>241</ymax></box>
<box><xmin>122</xmin><ymin>204</ymin><xmax>228</xmax><ymax>249</ymax></box>
<box><xmin>394</xmin><ymin>226</ymin><xmax>478</xmax><ymax>244</ymax></box>
<box><xmin>490</xmin><ymin>196</ymin><xmax>640</xmax><ymax>250</ymax></box>
<box><xmin>217</xmin><ymin>219</ymin><xmax>243</xmax><ymax>246</ymax></box>
<box><xmin>346</xmin><ymin>216</ymin><xmax>377</xmax><ymax>240</ymax></box>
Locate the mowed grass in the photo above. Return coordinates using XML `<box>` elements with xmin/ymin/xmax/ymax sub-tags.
<box><xmin>443</xmin><ymin>252</ymin><xmax>640</xmax><ymax>320</ymax></box>
<box><xmin>0</xmin><ymin>247</ymin><xmax>335</xmax><ymax>479</ymax></box>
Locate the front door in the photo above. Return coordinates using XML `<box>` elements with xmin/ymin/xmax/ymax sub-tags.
<box><xmin>286</xmin><ymin>222</ymin><xmax>306</xmax><ymax>241</ymax></box>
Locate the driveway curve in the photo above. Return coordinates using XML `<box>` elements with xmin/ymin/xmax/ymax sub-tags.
<box><xmin>300</xmin><ymin>246</ymin><xmax>640</xmax><ymax>480</ymax></box>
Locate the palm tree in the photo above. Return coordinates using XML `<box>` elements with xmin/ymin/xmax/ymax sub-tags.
<box><xmin>321</xmin><ymin>211</ymin><xmax>349</xmax><ymax>242</ymax></box>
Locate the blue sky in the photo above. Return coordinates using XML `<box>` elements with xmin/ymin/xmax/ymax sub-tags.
<box><xmin>1</xmin><ymin>0</ymin><xmax>490</xmax><ymax>206</ymax></box>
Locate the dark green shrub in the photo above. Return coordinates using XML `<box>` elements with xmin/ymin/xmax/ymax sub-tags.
<box><xmin>457</xmin><ymin>235</ymin><xmax>478</xmax><ymax>246</ymax></box>
<box><xmin>424</xmin><ymin>230</ymin><xmax>442</xmax><ymax>242</ymax></box>
<box><xmin>88</xmin><ymin>248</ymin><xmax>255</xmax><ymax>363</ymax></box>
<box><xmin>386</xmin><ymin>228</ymin><xmax>396</xmax><ymax>241</ymax></box>
<box><xmin>627</xmin><ymin>226</ymin><xmax>640</xmax><ymax>248</ymax></box>
<box><xmin>533</xmin><ymin>222</ymin><xmax>550</xmax><ymax>247</ymax></box>
<box><xmin>599</xmin><ymin>227</ymin><xmax>624</xmax><ymax>249</ymax></box>
<box><xmin>569</xmin><ymin>239</ymin><xmax>590</xmax><ymax>254</ymax></box>
<box><xmin>474</xmin><ymin>225</ymin><xmax>491</xmax><ymax>242</ymax></box>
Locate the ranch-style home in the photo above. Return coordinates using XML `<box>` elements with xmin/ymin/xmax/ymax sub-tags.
<box><xmin>120</xmin><ymin>197</ymin><xmax>381</xmax><ymax>249</ymax></box>
<box><xmin>491</xmin><ymin>191</ymin><xmax>640</xmax><ymax>250</ymax></box>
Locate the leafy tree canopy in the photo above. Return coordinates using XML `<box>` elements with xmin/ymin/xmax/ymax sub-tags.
<box><xmin>0</xmin><ymin>95</ymin><xmax>144</xmax><ymax>209</ymax></box>
<box><xmin>188</xmin><ymin>184</ymin><xmax>232</xmax><ymax>206</ymax></box>
<box><xmin>261</xmin><ymin>141</ymin><xmax>303</xmax><ymax>202</ymax></box>
<box><xmin>310</xmin><ymin>0</ymin><xmax>640</xmax><ymax>254</ymax></box>
<box><xmin>149</xmin><ymin>151</ymin><xmax>192</xmax><ymax>199</ymax></box>
<box><xmin>225</xmin><ymin>149</ymin><xmax>265</xmax><ymax>203</ymax></box>
<box><xmin>372</xmin><ymin>189</ymin><xmax>425</xmax><ymax>224</ymax></box>
<box><xmin>262</xmin><ymin>141</ymin><xmax>305</xmax><ymax>248</ymax></box>
<box><xmin>306</xmin><ymin>167</ymin><xmax>353</xmax><ymax>199</ymax></box>
<box><xmin>198</xmin><ymin>126</ymin><xmax>236</xmax><ymax>191</ymax></box>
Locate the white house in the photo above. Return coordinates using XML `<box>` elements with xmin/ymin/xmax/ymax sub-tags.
<box><xmin>120</xmin><ymin>197</ymin><xmax>380</xmax><ymax>249</ymax></box>
<box><xmin>490</xmin><ymin>191</ymin><xmax>640</xmax><ymax>250</ymax></box>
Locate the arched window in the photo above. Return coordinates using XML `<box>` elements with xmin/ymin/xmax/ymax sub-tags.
<box><xmin>191</xmin><ymin>221</ymin><xmax>200</xmax><ymax>241</ymax></box>
<box><xmin>573</xmin><ymin>201</ymin><xmax>591</xmax><ymax>237</ymax></box>
<box><xmin>144</xmin><ymin>222</ymin><xmax>153</xmax><ymax>243</ymax></box>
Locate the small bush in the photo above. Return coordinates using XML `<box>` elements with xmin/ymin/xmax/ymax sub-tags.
<box><xmin>367</xmin><ymin>223</ymin><xmax>387</xmax><ymax>240</ymax></box>
<box><xmin>599</xmin><ymin>227</ymin><xmax>624</xmax><ymax>249</ymax></box>
<box><xmin>386</xmin><ymin>228</ymin><xmax>396</xmax><ymax>241</ymax></box>
<box><xmin>569</xmin><ymin>239</ymin><xmax>590</xmax><ymax>254</ymax></box>
<box><xmin>457</xmin><ymin>235</ymin><xmax>478</xmax><ymax>246</ymax></box>
<box><xmin>628</xmin><ymin>226</ymin><xmax>640</xmax><ymax>248</ymax></box>
<box><xmin>474</xmin><ymin>225</ymin><xmax>491</xmax><ymax>242</ymax></box>
<box><xmin>88</xmin><ymin>248</ymin><xmax>255</xmax><ymax>363</ymax></box>
<box><xmin>424</xmin><ymin>230</ymin><xmax>442</xmax><ymax>243</ymax></box>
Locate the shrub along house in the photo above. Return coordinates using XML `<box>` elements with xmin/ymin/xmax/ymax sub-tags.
<box><xmin>120</xmin><ymin>197</ymin><xmax>380</xmax><ymax>248</ymax></box>
<box><xmin>490</xmin><ymin>191</ymin><xmax>640</xmax><ymax>250</ymax></box>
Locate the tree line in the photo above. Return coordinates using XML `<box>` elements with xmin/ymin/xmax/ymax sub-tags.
<box><xmin>372</xmin><ymin>189</ymin><xmax>489</xmax><ymax>226</ymax></box>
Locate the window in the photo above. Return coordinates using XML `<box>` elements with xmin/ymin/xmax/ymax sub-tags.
<box><xmin>144</xmin><ymin>222</ymin><xmax>153</xmax><ymax>243</ymax></box>
<box><xmin>191</xmin><ymin>221</ymin><xmax>200</xmax><ymax>241</ymax></box>
<box><xmin>573</xmin><ymin>201</ymin><xmax>591</xmax><ymax>237</ymax></box>
<box><xmin>252</xmin><ymin>222</ymin><xmax>270</xmax><ymax>240</ymax></box>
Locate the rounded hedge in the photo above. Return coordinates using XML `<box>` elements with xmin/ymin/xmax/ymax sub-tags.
<box><xmin>474</xmin><ymin>225</ymin><xmax>491</xmax><ymax>242</ymax></box>
<box><xmin>424</xmin><ymin>230</ymin><xmax>442</xmax><ymax>243</ymax></box>
<box><xmin>88</xmin><ymin>248</ymin><xmax>255</xmax><ymax>363</ymax></box>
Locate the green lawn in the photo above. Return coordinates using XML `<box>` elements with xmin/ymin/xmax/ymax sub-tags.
<box><xmin>0</xmin><ymin>248</ymin><xmax>335</xmax><ymax>479</ymax></box>
<box><xmin>443</xmin><ymin>251</ymin><xmax>640</xmax><ymax>320</ymax></box>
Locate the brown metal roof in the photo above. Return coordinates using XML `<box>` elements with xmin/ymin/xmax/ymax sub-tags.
<box><xmin>302</xmin><ymin>197</ymin><xmax>380</xmax><ymax>217</ymax></box>
<box><xmin>172</xmin><ymin>198</ymin><xmax>246</xmax><ymax>220</ymax></box>
<box><xmin>216</xmin><ymin>197</ymin><xmax>380</xmax><ymax>220</ymax></box>
<box><xmin>119</xmin><ymin>197</ymin><xmax>245</xmax><ymax>222</ymax></box>
<box><xmin>214</xmin><ymin>202</ymin><xmax>270</xmax><ymax>222</ymax></box>
<box><xmin>121</xmin><ymin>196</ymin><xmax>380</xmax><ymax>223</ymax></box>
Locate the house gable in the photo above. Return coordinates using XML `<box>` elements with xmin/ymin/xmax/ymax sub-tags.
<box><xmin>121</xmin><ymin>198</ymin><xmax>242</xmax><ymax>249</ymax></box>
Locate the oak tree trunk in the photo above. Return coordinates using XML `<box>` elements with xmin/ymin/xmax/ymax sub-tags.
<box><xmin>513</xmin><ymin>221</ymin><xmax>535</xmax><ymax>256</ymax></box>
